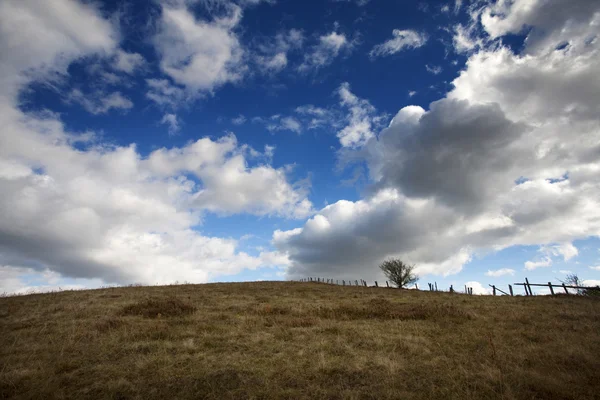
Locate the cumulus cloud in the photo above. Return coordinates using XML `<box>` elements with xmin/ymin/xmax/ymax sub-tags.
<box><xmin>0</xmin><ymin>0</ymin><xmax>310</xmax><ymax>292</ymax></box>
<box><xmin>480</xmin><ymin>0</ymin><xmax>600</xmax><ymax>55</ymax></box>
<box><xmin>112</xmin><ymin>50</ymin><xmax>146</xmax><ymax>74</ymax></box>
<box><xmin>0</xmin><ymin>0</ymin><xmax>117</xmax><ymax>96</ymax></box>
<box><xmin>369</xmin><ymin>29</ymin><xmax>427</xmax><ymax>58</ymax></box>
<box><xmin>152</xmin><ymin>1</ymin><xmax>245</xmax><ymax>94</ymax></box>
<box><xmin>524</xmin><ymin>258</ymin><xmax>552</xmax><ymax>270</ymax></box>
<box><xmin>583</xmin><ymin>279</ymin><xmax>600</xmax><ymax>287</ymax></box>
<box><xmin>524</xmin><ymin>242</ymin><xmax>579</xmax><ymax>270</ymax></box>
<box><xmin>465</xmin><ymin>281</ymin><xmax>492</xmax><ymax>295</ymax></box>
<box><xmin>485</xmin><ymin>268</ymin><xmax>515</xmax><ymax>277</ymax></box>
<box><xmin>277</xmin><ymin>0</ymin><xmax>600</xmax><ymax>281</ymax></box>
<box><xmin>336</xmin><ymin>83</ymin><xmax>387</xmax><ymax>148</ymax></box>
<box><xmin>299</xmin><ymin>31</ymin><xmax>353</xmax><ymax>71</ymax></box>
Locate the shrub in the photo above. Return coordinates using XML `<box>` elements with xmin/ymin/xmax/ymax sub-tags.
<box><xmin>379</xmin><ymin>258</ymin><xmax>418</xmax><ymax>288</ymax></box>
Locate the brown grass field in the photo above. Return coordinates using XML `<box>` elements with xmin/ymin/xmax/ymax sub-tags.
<box><xmin>1</xmin><ymin>281</ymin><xmax>599</xmax><ymax>399</ymax></box>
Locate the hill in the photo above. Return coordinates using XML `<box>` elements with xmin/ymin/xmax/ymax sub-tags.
<box><xmin>1</xmin><ymin>281</ymin><xmax>599</xmax><ymax>399</ymax></box>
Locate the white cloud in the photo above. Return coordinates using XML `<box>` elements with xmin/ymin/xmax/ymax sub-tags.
<box><xmin>0</xmin><ymin>265</ymin><xmax>103</xmax><ymax>296</ymax></box>
<box><xmin>548</xmin><ymin>243</ymin><xmax>579</xmax><ymax>261</ymax></box>
<box><xmin>112</xmin><ymin>50</ymin><xmax>145</xmax><ymax>74</ymax></box>
<box><xmin>485</xmin><ymin>268</ymin><xmax>515</xmax><ymax>277</ymax></box>
<box><xmin>480</xmin><ymin>0</ymin><xmax>600</xmax><ymax>55</ymax></box>
<box><xmin>525</xmin><ymin>258</ymin><xmax>552</xmax><ymax>270</ymax></box>
<box><xmin>524</xmin><ymin>243</ymin><xmax>579</xmax><ymax>270</ymax></box>
<box><xmin>257</xmin><ymin>52</ymin><xmax>288</xmax><ymax>72</ymax></box>
<box><xmin>264</xmin><ymin>115</ymin><xmax>303</xmax><ymax>133</ymax></box>
<box><xmin>277</xmin><ymin>0</ymin><xmax>600</xmax><ymax>282</ymax></box>
<box><xmin>146</xmin><ymin>78</ymin><xmax>188</xmax><ymax>108</ymax></box>
<box><xmin>255</xmin><ymin>29</ymin><xmax>304</xmax><ymax>73</ymax></box>
<box><xmin>336</xmin><ymin>82</ymin><xmax>386</xmax><ymax>148</ymax></box>
<box><xmin>161</xmin><ymin>113</ymin><xmax>180</xmax><ymax>135</ymax></box>
<box><xmin>0</xmin><ymin>0</ymin><xmax>311</xmax><ymax>293</ymax></box>
<box><xmin>299</xmin><ymin>31</ymin><xmax>352</xmax><ymax>71</ymax></box>
<box><xmin>583</xmin><ymin>279</ymin><xmax>600</xmax><ymax>287</ymax></box>
<box><xmin>232</xmin><ymin>114</ymin><xmax>247</xmax><ymax>125</ymax></box>
<box><xmin>464</xmin><ymin>281</ymin><xmax>492</xmax><ymax>295</ymax></box>
<box><xmin>425</xmin><ymin>64</ymin><xmax>442</xmax><ymax>75</ymax></box>
<box><xmin>68</xmin><ymin>89</ymin><xmax>134</xmax><ymax>115</ymax></box>
<box><xmin>408</xmin><ymin>90</ymin><xmax>417</xmax><ymax>97</ymax></box>
<box><xmin>369</xmin><ymin>29</ymin><xmax>427</xmax><ymax>58</ymax></box>
<box><xmin>295</xmin><ymin>105</ymin><xmax>340</xmax><ymax>130</ymax></box>
<box><xmin>452</xmin><ymin>23</ymin><xmax>483</xmax><ymax>53</ymax></box>
<box><xmin>152</xmin><ymin>1</ymin><xmax>245</xmax><ymax>94</ymax></box>
<box><xmin>454</xmin><ymin>0</ymin><xmax>462</xmax><ymax>13</ymax></box>
<box><xmin>589</xmin><ymin>266</ymin><xmax>600</xmax><ymax>271</ymax></box>
<box><xmin>0</xmin><ymin>0</ymin><xmax>117</xmax><ymax>96</ymax></box>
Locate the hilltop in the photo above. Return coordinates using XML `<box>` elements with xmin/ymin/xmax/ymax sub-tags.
<box><xmin>1</xmin><ymin>281</ymin><xmax>599</xmax><ymax>399</ymax></box>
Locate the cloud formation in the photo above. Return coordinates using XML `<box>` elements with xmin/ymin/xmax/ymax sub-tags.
<box><xmin>278</xmin><ymin>0</ymin><xmax>600</xmax><ymax>281</ymax></box>
<box><xmin>370</xmin><ymin>29</ymin><xmax>427</xmax><ymax>58</ymax></box>
<box><xmin>152</xmin><ymin>1</ymin><xmax>245</xmax><ymax>94</ymax></box>
<box><xmin>0</xmin><ymin>0</ymin><xmax>309</xmax><ymax>291</ymax></box>
<box><xmin>300</xmin><ymin>31</ymin><xmax>353</xmax><ymax>71</ymax></box>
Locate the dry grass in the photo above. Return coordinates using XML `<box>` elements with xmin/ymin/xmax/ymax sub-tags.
<box><xmin>1</xmin><ymin>281</ymin><xmax>599</xmax><ymax>399</ymax></box>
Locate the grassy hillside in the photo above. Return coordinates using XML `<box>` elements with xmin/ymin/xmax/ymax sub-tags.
<box><xmin>1</xmin><ymin>281</ymin><xmax>599</xmax><ymax>399</ymax></box>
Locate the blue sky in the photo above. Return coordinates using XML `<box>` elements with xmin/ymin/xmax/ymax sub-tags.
<box><xmin>1</xmin><ymin>0</ymin><xmax>600</xmax><ymax>295</ymax></box>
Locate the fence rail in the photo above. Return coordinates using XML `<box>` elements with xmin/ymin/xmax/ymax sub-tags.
<box><xmin>297</xmin><ymin>277</ymin><xmax>476</xmax><ymax>295</ymax></box>
<box><xmin>514</xmin><ymin>280</ymin><xmax>600</xmax><ymax>296</ymax></box>
<box><xmin>298</xmin><ymin>277</ymin><xmax>600</xmax><ymax>297</ymax></box>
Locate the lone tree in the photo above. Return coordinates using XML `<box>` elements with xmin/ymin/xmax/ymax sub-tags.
<box><xmin>379</xmin><ymin>258</ymin><xmax>418</xmax><ymax>288</ymax></box>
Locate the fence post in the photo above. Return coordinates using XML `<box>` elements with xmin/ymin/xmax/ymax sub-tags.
<box><xmin>562</xmin><ymin>283</ymin><xmax>568</xmax><ymax>294</ymax></box>
<box><xmin>548</xmin><ymin>282</ymin><xmax>555</xmax><ymax>295</ymax></box>
<box><xmin>355</xmin><ymin>280</ymin><xmax>358</xmax><ymax>286</ymax></box>
<box><xmin>509</xmin><ymin>285</ymin><xmax>513</xmax><ymax>296</ymax></box>
<box><xmin>492</xmin><ymin>285</ymin><xmax>496</xmax><ymax>296</ymax></box>
<box><xmin>469</xmin><ymin>287</ymin><xmax>472</xmax><ymax>295</ymax></box>
<box><xmin>375</xmin><ymin>281</ymin><xmax>378</xmax><ymax>287</ymax></box>
<box><xmin>450</xmin><ymin>285</ymin><xmax>454</xmax><ymax>293</ymax></box>
<box><xmin>363</xmin><ymin>280</ymin><xmax>367</xmax><ymax>287</ymax></box>
<box><xmin>386</xmin><ymin>281</ymin><xmax>390</xmax><ymax>288</ymax></box>
<box><xmin>415</xmin><ymin>283</ymin><xmax>418</xmax><ymax>290</ymax></box>
<box><xmin>435</xmin><ymin>282</ymin><xmax>438</xmax><ymax>291</ymax></box>
<box><xmin>525</xmin><ymin>277</ymin><xmax>532</xmax><ymax>296</ymax></box>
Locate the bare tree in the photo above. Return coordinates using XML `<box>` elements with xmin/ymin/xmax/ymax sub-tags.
<box><xmin>561</xmin><ymin>274</ymin><xmax>600</xmax><ymax>296</ymax></box>
<box><xmin>562</xmin><ymin>274</ymin><xmax>584</xmax><ymax>295</ymax></box>
<box><xmin>379</xmin><ymin>258</ymin><xmax>418</xmax><ymax>288</ymax></box>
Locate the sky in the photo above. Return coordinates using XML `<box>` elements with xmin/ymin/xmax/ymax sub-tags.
<box><xmin>1</xmin><ymin>0</ymin><xmax>600</xmax><ymax>295</ymax></box>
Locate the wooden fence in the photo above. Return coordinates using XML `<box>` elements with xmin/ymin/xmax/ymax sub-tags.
<box><xmin>298</xmin><ymin>276</ymin><xmax>600</xmax><ymax>296</ymax></box>
<box><xmin>297</xmin><ymin>277</ymin><xmax>476</xmax><ymax>295</ymax></box>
